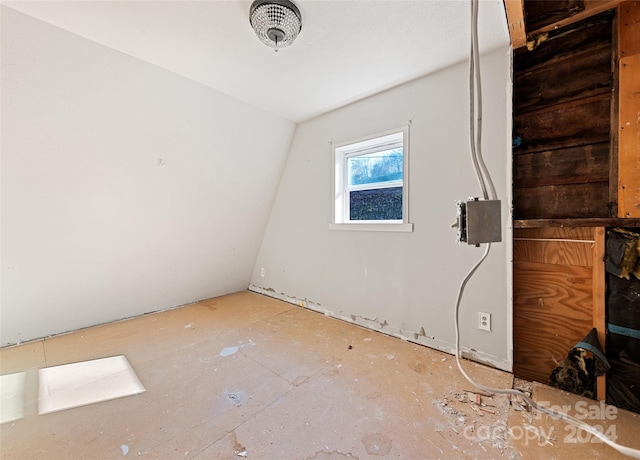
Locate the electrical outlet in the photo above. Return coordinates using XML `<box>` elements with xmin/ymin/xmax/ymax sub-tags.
<box><xmin>478</xmin><ymin>312</ymin><xmax>491</xmax><ymax>331</ymax></box>
<box><xmin>260</xmin><ymin>268</ymin><xmax>265</xmax><ymax>277</ymax></box>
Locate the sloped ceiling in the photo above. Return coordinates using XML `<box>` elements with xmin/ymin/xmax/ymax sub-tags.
<box><xmin>3</xmin><ymin>0</ymin><xmax>510</xmax><ymax>122</ymax></box>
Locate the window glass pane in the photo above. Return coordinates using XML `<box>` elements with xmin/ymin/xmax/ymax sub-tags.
<box><xmin>347</xmin><ymin>148</ymin><xmax>403</xmax><ymax>187</ymax></box>
<box><xmin>349</xmin><ymin>187</ymin><xmax>402</xmax><ymax>221</ymax></box>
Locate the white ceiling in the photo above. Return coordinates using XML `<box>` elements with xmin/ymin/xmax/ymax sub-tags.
<box><xmin>3</xmin><ymin>0</ymin><xmax>510</xmax><ymax>122</ymax></box>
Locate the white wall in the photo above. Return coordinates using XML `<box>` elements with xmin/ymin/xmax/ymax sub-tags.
<box><xmin>250</xmin><ymin>46</ymin><xmax>513</xmax><ymax>370</ymax></box>
<box><xmin>0</xmin><ymin>7</ymin><xmax>295</xmax><ymax>346</ymax></box>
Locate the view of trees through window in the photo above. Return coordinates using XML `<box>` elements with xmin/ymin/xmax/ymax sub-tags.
<box><xmin>347</xmin><ymin>148</ymin><xmax>403</xmax><ymax>186</ymax></box>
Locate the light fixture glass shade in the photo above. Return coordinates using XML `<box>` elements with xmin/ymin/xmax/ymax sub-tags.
<box><xmin>250</xmin><ymin>0</ymin><xmax>302</xmax><ymax>50</ymax></box>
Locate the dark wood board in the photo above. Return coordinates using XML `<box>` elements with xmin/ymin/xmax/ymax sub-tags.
<box><xmin>513</xmin><ymin>43</ymin><xmax>612</xmax><ymax>113</ymax></box>
<box><xmin>524</xmin><ymin>0</ymin><xmax>586</xmax><ymax>32</ymax></box>
<box><xmin>514</xmin><ymin>95</ymin><xmax>611</xmax><ymax>155</ymax></box>
<box><xmin>515</xmin><ymin>12</ymin><xmax>613</xmax><ymax>74</ymax></box>
<box><xmin>514</xmin><ymin>143</ymin><xmax>610</xmax><ymax>188</ymax></box>
<box><xmin>514</xmin><ymin>218</ymin><xmax>640</xmax><ymax>228</ymax></box>
<box><xmin>514</xmin><ymin>181</ymin><xmax>610</xmax><ymax>219</ymax></box>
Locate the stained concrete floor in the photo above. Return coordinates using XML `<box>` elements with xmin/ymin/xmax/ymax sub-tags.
<box><xmin>1</xmin><ymin>291</ymin><xmax>639</xmax><ymax>459</ymax></box>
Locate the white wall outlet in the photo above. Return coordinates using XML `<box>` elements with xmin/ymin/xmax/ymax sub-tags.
<box><xmin>478</xmin><ymin>312</ymin><xmax>491</xmax><ymax>331</ymax></box>
<box><xmin>260</xmin><ymin>268</ymin><xmax>265</xmax><ymax>277</ymax></box>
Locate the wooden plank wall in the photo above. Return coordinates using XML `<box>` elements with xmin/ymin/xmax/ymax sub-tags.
<box><xmin>513</xmin><ymin>13</ymin><xmax>614</xmax><ymax>219</ymax></box>
<box><xmin>523</xmin><ymin>0</ymin><xmax>586</xmax><ymax>32</ymax></box>
<box><xmin>513</xmin><ymin>227</ymin><xmax>597</xmax><ymax>383</ymax></box>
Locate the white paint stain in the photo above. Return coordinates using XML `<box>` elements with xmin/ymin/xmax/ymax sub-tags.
<box><xmin>219</xmin><ymin>340</ymin><xmax>255</xmax><ymax>357</ymax></box>
<box><xmin>120</xmin><ymin>444</ymin><xmax>129</xmax><ymax>456</ymax></box>
<box><xmin>184</xmin><ymin>323</ymin><xmax>194</xmax><ymax>328</ymax></box>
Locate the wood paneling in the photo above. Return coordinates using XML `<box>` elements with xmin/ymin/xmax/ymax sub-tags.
<box><xmin>514</xmin><ymin>45</ymin><xmax>612</xmax><ymax>113</ymax></box>
<box><xmin>514</xmin><ymin>95</ymin><xmax>612</xmax><ymax>155</ymax></box>
<box><xmin>515</xmin><ymin>227</ymin><xmax>596</xmax><ymax>239</ymax></box>
<box><xmin>514</xmin><ymin>14</ymin><xmax>612</xmax><ymax>74</ymax></box>
<box><xmin>619</xmin><ymin>1</ymin><xmax>640</xmax><ymax>57</ymax></box>
<box><xmin>513</xmin><ymin>13</ymin><xmax>614</xmax><ymax>223</ymax></box>
<box><xmin>513</xmin><ymin>14</ymin><xmax>614</xmax><ymax>221</ymax></box>
<box><xmin>513</xmin><ymin>259</ymin><xmax>594</xmax><ymax>383</ymax></box>
<box><xmin>514</xmin><ymin>239</ymin><xmax>594</xmax><ymax>266</ymax></box>
<box><xmin>618</xmin><ymin>55</ymin><xmax>640</xmax><ymax>217</ymax></box>
<box><xmin>514</xmin><ymin>181</ymin><xmax>610</xmax><ymax>219</ymax></box>
<box><xmin>528</xmin><ymin>0</ymin><xmax>622</xmax><ymax>36</ymax></box>
<box><xmin>514</xmin><ymin>143</ymin><xmax>609</xmax><ymax>188</ymax></box>
<box><xmin>524</xmin><ymin>0</ymin><xmax>586</xmax><ymax>32</ymax></box>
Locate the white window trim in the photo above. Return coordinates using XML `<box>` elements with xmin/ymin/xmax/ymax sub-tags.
<box><xmin>331</xmin><ymin>125</ymin><xmax>413</xmax><ymax>232</ymax></box>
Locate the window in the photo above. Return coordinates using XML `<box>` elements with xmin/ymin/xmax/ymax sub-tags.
<box><xmin>331</xmin><ymin>126</ymin><xmax>412</xmax><ymax>232</ymax></box>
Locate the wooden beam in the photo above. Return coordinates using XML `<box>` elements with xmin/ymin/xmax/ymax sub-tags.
<box><xmin>528</xmin><ymin>0</ymin><xmax>623</xmax><ymax>37</ymax></box>
<box><xmin>513</xmin><ymin>218</ymin><xmax>640</xmax><ymax>228</ymax></box>
<box><xmin>619</xmin><ymin>1</ymin><xmax>640</xmax><ymax>58</ymax></box>
<box><xmin>592</xmin><ymin>227</ymin><xmax>606</xmax><ymax>401</ymax></box>
<box><xmin>504</xmin><ymin>0</ymin><xmax>527</xmax><ymax>49</ymax></box>
<box><xmin>617</xmin><ymin>54</ymin><xmax>640</xmax><ymax>217</ymax></box>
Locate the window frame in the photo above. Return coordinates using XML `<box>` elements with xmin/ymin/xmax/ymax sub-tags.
<box><xmin>330</xmin><ymin>125</ymin><xmax>413</xmax><ymax>232</ymax></box>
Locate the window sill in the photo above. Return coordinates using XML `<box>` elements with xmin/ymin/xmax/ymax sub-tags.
<box><xmin>329</xmin><ymin>223</ymin><xmax>414</xmax><ymax>233</ymax></box>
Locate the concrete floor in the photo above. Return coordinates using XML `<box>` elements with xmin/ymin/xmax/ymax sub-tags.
<box><xmin>1</xmin><ymin>291</ymin><xmax>639</xmax><ymax>459</ymax></box>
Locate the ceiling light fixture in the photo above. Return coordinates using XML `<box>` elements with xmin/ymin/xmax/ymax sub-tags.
<box><xmin>249</xmin><ymin>0</ymin><xmax>302</xmax><ymax>51</ymax></box>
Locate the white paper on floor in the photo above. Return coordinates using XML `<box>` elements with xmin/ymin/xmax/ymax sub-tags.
<box><xmin>1</xmin><ymin>372</ymin><xmax>27</xmax><ymax>423</ymax></box>
<box><xmin>38</xmin><ymin>355</ymin><xmax>145</xmax><ymax>415</ymax></box>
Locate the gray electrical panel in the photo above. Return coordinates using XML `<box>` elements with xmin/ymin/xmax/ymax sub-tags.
<box><xmin>454</xmin><ymin>199</ymin><xmax>502</xmax><ymax>246</ymax></box>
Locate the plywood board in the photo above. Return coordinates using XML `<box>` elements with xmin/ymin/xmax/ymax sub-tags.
<box><xmin>513</xmin><ymin>260</ymin><xmax>593</xmax><ymax>383</ymax></box>
<box><xmin>514</xmin><ymin>226</ymin><xmax>596</xmax><ymax>240</ymax></box>
<box><xmin>38</xmin><ymin>355</ymin><xmax>145</xmax><ymax>415</ymax></box>
<box><xmin>514</xmin><ymin>227</ymin><xmax>595</xmax><ymax>267</ymax></box>
<box><xmin>618</xmin><ymin>54</ymin><xmax>640</xmax><ymax>217</ymax></box>
<box><xmin>514</xmin><ymin>239</ymin><xmax>594</xmax><ymax>266</ymax></box>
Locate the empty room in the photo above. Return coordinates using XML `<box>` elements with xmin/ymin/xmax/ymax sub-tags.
<box><xmin>2</xmin><ymin>0</ymin><xmax>640</xmax><ymax>458</ymax></box>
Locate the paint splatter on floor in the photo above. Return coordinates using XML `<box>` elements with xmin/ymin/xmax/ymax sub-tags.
<box><xmin>220</xmin><ymin>341</ymin><xmax>255</xmax><ymax>357</ymax></box>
